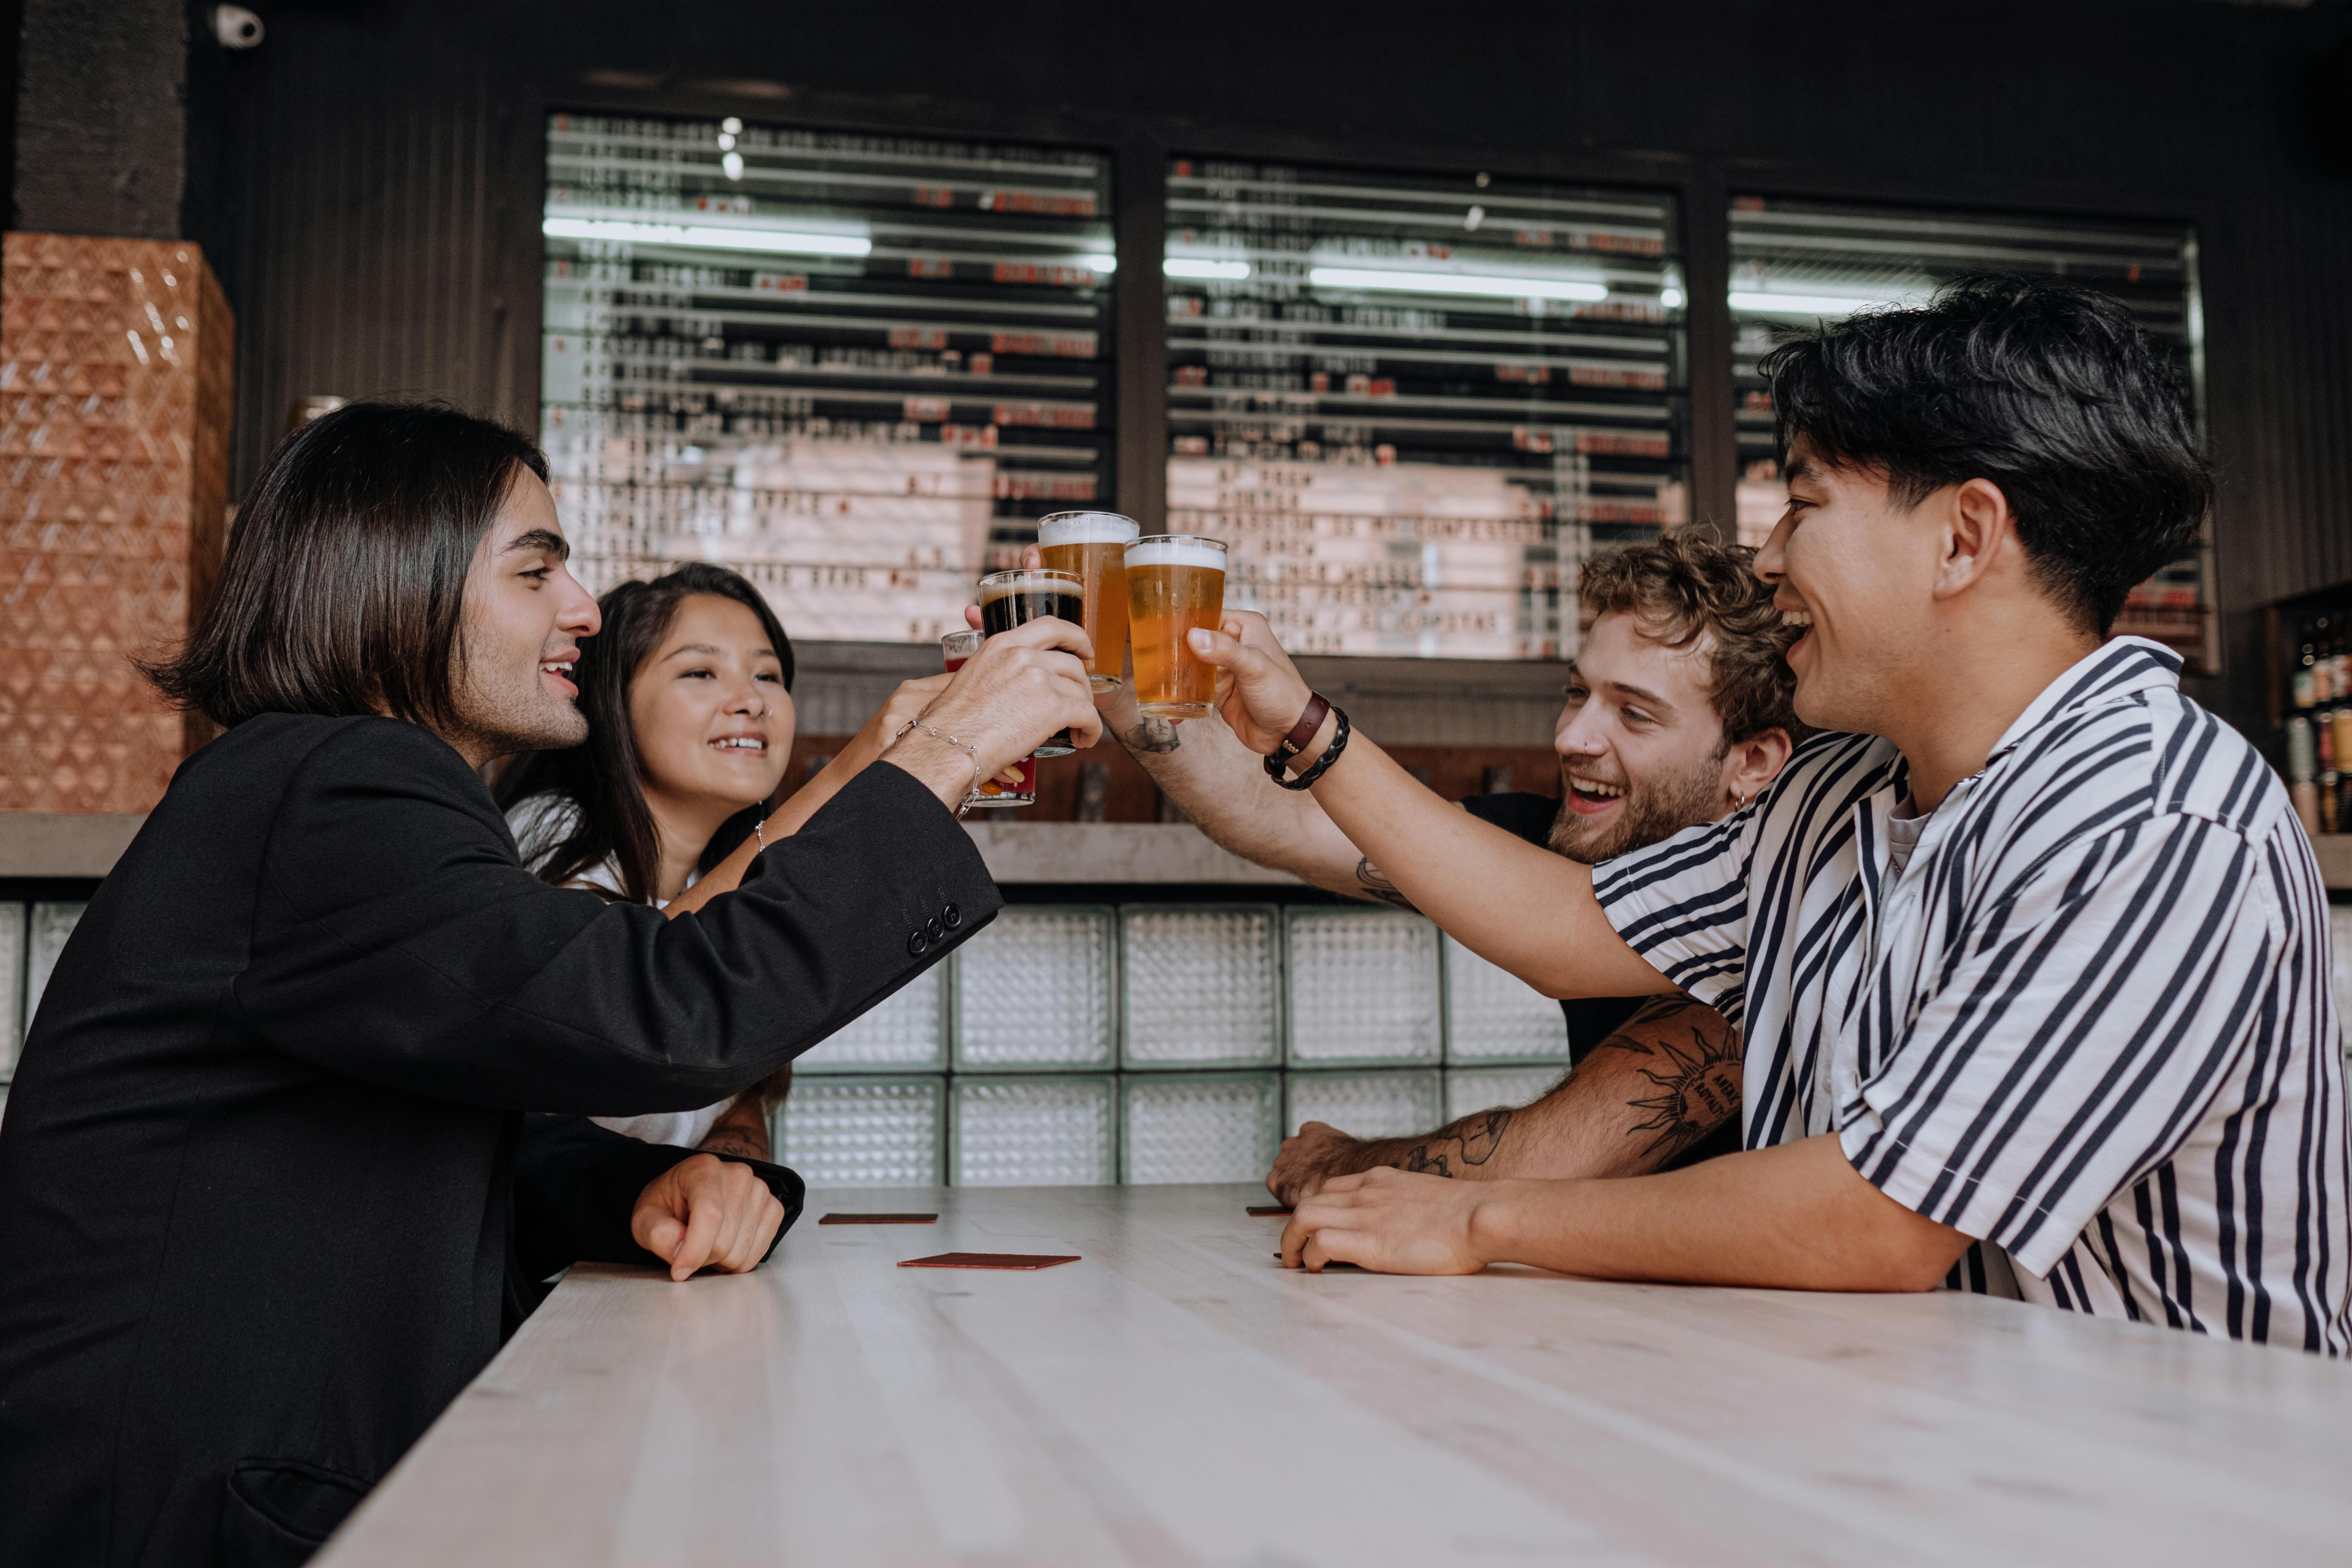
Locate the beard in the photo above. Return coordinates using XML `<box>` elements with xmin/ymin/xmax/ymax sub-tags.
<box><xmin>1547</xmin><ymin>752</ymin><xmax>1727</xmax><ymax>865</ymax></box>
<box><xmin>447</xmin><ymin>654</ymin><xmax>590</xmax><ymax>761</ymax></box>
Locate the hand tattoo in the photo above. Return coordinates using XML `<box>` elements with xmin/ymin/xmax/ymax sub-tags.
<box><xmin>699</xmin><ymin>1133</ymin><xmax>768</xmax><ymax>1162</ymax></box>
<box><xmin>1393</xmin><ymin>1107</ymin><xmax>1514</xmax><ymax>1179</ymax></box>
<box><xmin>1122</xmin><ymin>718</ymin><xmax>1182</xmax><ymax>754</ymax></box>
<box><xmin>1354</xmin><ymin>857</ymin><xmax>1420</xmax><ymax>912</ymax></box>
<box><xmin>1597</xmin><ymin>997</ymin><xmax>1742</xmax><ymax>1159</ymax></box>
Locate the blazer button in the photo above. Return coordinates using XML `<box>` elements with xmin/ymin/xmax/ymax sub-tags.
<box><xmin>908</xmin><ymin>930</ymin><xmax>930</xmax><ymax>957</ymax></box>
<box><xmin>942</xmin><ymin>903</ymin><xmax>962</xmax><ymax>929</ymax></box>
<box><xmin>926</xmin><ymin>914</ymin><xmax>945</xmax><ymax>941</ymax></box>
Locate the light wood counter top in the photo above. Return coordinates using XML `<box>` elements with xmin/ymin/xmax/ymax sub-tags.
<box><xmin>315</xmin><ymin>1183</ymin><xmax>2352</xmax><ymax>1566</ymax></box>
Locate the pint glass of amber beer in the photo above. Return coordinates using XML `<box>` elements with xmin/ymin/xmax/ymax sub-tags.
<box><xmin>976</xmin><ymin>568</ymin><xmax>1084</xmax><ymax>756</ymax></box>
<box><xmin>1036</xmin><ymin>510</ymin><xmax>1138</xmax><ymax>693</ymax></box>
<box><xmin>1124</xmin><ymin>534</ymin><xmax>1227</xmax><ymax>721</ymax></box>
<box><xmin>940</xmin><ymin>630</ymin><xmax>1036</xmax><ymax>807</ymax></box>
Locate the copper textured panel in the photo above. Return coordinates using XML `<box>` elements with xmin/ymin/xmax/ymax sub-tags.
<box><xmin>0</xmin><ymin>234</ymin><xmax>235</xmax><ymax>813</ymax></box>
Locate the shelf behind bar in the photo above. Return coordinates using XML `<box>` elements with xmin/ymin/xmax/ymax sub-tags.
<box><xmin>15</xmin><ymin>816</ymin><xmax>2349</xmax><ymax>890</ymax></box>
<box><xmin>0</xmin><ymin>814</ymin><xmax>1294</xmax><ymax>887</ymax></box>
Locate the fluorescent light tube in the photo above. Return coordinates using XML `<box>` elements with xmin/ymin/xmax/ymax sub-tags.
<box><xmin>1728</xmin><ymin>289</ymin><xmax>1920</xmax><ymax>316</ymax></box>
<box><xmin>1308</xmin><ymin>266</ymin><xmax>1606</xmax><ymax>302</ymax></box>
<box><xmin>1164</xmin><ymin>257</ymin><xmax>1251</xmax><ymax>280</ymax></box>
<box><xmin>542</xmin><ymin>216</ymin><xmax>871</xmax><ymax>257</ymax></box>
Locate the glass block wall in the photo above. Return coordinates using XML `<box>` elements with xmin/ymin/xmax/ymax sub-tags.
<box><xmin>778</xmin><ymin>904</ymin><xmax>1575</xmax><ymax>1187</ymax></box>
<box><xmin>0</xmin><ymin>898</ymin><xmax>1569</xmax><ymax>1180</ymax></box>
<box><xmin>0</xmin><ymin>900</ymin><xmax>89</xmax><ymax>1124</ymax></box>
<box><xmin>13</xmin><ymin>896</ymin><xmax>2345</xmax><ymax>1168</ymax></box>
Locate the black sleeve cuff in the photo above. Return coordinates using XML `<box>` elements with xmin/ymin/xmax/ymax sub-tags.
<box><xmin>513</xmin><ymin>1114</ymin><xmax>806</xmax><ymax>1277</ymax></box>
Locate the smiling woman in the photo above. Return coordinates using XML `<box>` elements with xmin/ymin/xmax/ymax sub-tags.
<box><xmin>495</xmin><ymin>563</ymin><xmax>969</xmax><ymax>1158</ymax></box>
<box><xmin>498</xmin><ymin>565</ymin><xmax>803</xmax><ymax>1155</ymax></box>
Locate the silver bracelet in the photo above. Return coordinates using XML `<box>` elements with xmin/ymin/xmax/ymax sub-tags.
<box><xmin>887</xmin><ymin>718</ymin><xmax>983</xmax><ymax>816</ymax></box>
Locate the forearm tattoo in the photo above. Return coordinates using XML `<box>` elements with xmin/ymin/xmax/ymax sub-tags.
<box><xmin>698</xmin><ymin>1101</ymin><xmax>773</xmax><ymax>1164</ymax></box>
<box><xmin>1354</xmin><ymin>857</ymin><xmax>1419</xmax><ymax>912</ymax></box>
<box><xmin>1122</xmin><ymin>717</ymin><xmax>1182</xmax><ymax>754</ymax></box>
<box><xmin>1597</xmin><ymin>997</ymin><xmax>1742</xmax><ymax>1159</ymax></box>
<box><xmin>1380</xmin><ymin>1107</ymin><xmax>1514</xmax><ymax>1179</ymax></box>
<box><xmin>699</xmin><ymin>1132</ymin><xmax>767</xmax><ymax>1161</ymax></box>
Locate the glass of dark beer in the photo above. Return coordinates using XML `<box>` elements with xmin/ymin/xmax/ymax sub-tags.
<box><xmin>940</xmin><ymin>630</ymin><xmax>1035</xmax><ymax>807</ymax></box>
<box><xmin>976</xmin><ymin>568</ymin><xmax>1084</xmax><ymax>757</ymax></box>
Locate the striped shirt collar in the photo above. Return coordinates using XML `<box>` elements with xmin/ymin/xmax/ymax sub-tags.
<box><xmin>1980</xmin><ymin>635</ymin><xmax>2183</xmax><ymax>771</ymax></box>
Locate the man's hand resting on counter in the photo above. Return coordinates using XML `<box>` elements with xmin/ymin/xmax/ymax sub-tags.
<box><xmin>631</xmin><ymin>1153</ymin><xmax>787</xmax><ymax>1282</ymax></box>
<box><xmin>1279</xmin><ymin>1135</ymin><xmax>1973</xmax><ymax>1292</ymax></box>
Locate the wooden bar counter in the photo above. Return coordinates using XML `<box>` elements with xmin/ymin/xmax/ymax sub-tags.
<box><xmin>315</xmin><ymin>1184</ymin><xmax>2352</xmax><ymax>1566</ymax></box>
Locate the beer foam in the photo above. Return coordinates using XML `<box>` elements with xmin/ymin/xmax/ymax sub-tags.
<box><xmin>1037</xmin><ymin>511</ymin><xmax>1139</xmax><ymax>546</ymax></box>
<box><xmin>1125</xmin><ymin>537</ymin><xmax>1227</xmax><ymax>570</ymax></box>
<box><xmin>979</xmin><ymin>570</ymin><xmax>1080</xmax><ymax>602</ymax></box>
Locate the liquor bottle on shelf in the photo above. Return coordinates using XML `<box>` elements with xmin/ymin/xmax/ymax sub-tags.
<box><xmin>2331</xmin><ymin>626</ymin><xmax>2351</xmax><ymax>706</ymax></box>
<box><xmin>2324</xmin><ymin>772</ymin><xmax>2340</xmax><ymax>836</ymax></box>
<box><xmin>2313</xmin><ymin>619</ymin><xmax>2334</xmax><ymax>706</ymax></box>
<box><xmin>2288</xmin><ymin>716</ymin><xmax>2321</xmax><ymax>836</ymax></box>
<box><xmin>2294</xmin><ymin>621</ymin><xmax>2318</xmax><ymax>709</ymax></box>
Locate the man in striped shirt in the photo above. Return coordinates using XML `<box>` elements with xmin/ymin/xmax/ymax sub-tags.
<box><xmin>1202</xmin><ymin>276</ymin><xmax>2349</xmax><ymax>1353</ymax></box>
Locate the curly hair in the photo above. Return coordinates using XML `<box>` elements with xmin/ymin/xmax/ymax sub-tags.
<box><xmin>1576</xmin><ymin>534</ymin><xmax>1806</xmax><ymax>749</ymax></box>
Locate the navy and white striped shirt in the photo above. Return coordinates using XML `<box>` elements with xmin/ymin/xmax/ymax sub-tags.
<box><xmin>1595</xmin><ymin>638</ymin><xmax>2351</xmax><ymax>1353</ymax></box>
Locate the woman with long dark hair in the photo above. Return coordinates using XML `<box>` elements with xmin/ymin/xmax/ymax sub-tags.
<box><xmin>497</xmin><ymin>564</ymin><xmax>948</xmax><ymax>1159</ymax></box>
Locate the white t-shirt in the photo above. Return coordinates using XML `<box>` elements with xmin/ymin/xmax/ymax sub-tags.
<box><xmin>506</xmin><ymin>793</ymin><xmax>730</xmax><ymax>1151</ymax></box>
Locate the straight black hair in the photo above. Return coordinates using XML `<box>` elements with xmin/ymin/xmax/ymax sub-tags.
<box><xmin>496</xmin><ymin>564</ymin><xmax>794</xmax><ymax>905</ymax></box>
<box><xmin>1758</xmin><ymin>274</ymin><xmax>2214</xmax><ymax>636</ymax></box>
<box><xmin>145</xmin><ymin>401</ymin><xmax>548</xmax><ymax>729</ymax></box>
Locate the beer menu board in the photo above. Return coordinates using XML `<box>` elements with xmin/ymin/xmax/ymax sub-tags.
<box><xmin>540</xmin><ymin>114</ymin><xmax>1114</xmax><ymax>642</ymax></box>
<box><xmin>1727</xmin><ymin>197</ymin><xmax>2213</xmax><ymax>671</ymax></box>
<box><xmin>1163</xmin><ymin>159</ymin><xmax>1687</xmax><ymax>660</ymax></box>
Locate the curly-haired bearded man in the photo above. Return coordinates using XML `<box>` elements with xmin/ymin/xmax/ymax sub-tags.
<box><xmin>1102</xmin><ymin>533</ymin><xmax>1804</xmax><ymax>1204</ymax></box>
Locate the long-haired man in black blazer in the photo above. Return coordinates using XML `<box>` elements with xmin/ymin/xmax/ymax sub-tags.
<box><xmin>0</xmin><ymin>402</ymin><xmax>1098</xmax><ymax>1567</ymax></box>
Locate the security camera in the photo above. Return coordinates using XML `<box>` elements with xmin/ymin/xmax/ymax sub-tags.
<box><xmin>213</xmin><ymin>5</ymin><xmax>263</xmax><ymax>48</ymax></box>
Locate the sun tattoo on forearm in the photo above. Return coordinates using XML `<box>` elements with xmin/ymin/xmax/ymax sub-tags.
<box><xmin>1596</xmin><ymin>997</ymin><xmax>1742</xmax><ymax>1158</ymax></box>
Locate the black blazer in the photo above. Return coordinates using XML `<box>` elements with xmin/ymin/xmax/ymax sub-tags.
<box><xmin>0</xmin><ymin>714</ymin><xmax>998</xmax><ymax>1567</ymax></box>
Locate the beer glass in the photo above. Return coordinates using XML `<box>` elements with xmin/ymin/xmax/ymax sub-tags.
<box><xmin>940</xmin><ymin>630</ymin><xmax>1036</xmax><ymax>807</ymax></box>
<box><xmin>1124</xmin><ymin>535</ymin><xmax>1227</xmax><ymax>721</ymax></box>
<box><xmin>1037</xmin><ymin>510</ymin><xmax>1138</xmax><ymax>693</ymax></box>
<box><xmin>976</xmin><ymin>568</ymin><xmax>1084</xmax><ymax>757</ymax></box>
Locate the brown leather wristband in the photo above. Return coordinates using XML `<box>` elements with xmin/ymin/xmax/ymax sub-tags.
<box><xmin>1275</xmin><ymin>692</ymin><xmax>1331</xmax><ymax>764</ymax></box>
